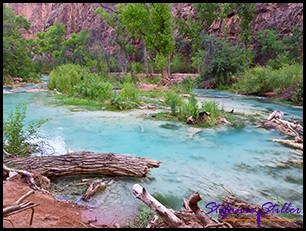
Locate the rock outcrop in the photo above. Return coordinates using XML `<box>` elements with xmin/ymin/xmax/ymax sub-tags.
<box><xmin>6</xmin><ymin>3</ymin><xmax>303</xmax><ymax>53</ymax></box>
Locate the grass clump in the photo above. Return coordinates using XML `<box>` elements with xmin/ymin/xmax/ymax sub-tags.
<box><xmin>128</xmin><ymin>205</ymin><xmax>156</xmax><ymax>228</ymax></box>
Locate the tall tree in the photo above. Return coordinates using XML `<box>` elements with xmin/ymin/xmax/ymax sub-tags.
<box><xmin>143</xmin><ymin>3</ymin><xmax>175</xmax><ymax>83</ymax></box>
<box><xmin>223</xmin><ymin>3</ymin><xmax>256</xmax><ymax>69</ymax></box>
<box><xmin>95</xmin><ymin>4</ymin><xmax>134</xmax><ymax>73</ymax></box>
<box><xmin>3</xmin><ymin>5</ymin><xmax>38</xmax><ymax>81</ymax></box>
<box><xmin>174</xmin><ymin>4</ymin><xmax>221</xmax><ymax>74</ymax></box>
<box><xmin>119</xmin><ymin>3</ymin><xmax>150</xmax><ymax>76</ymax></box>
<box><xmin>35</xmin><ymin>22</ymin><xmax>65</xmax><ymax>67</ymax></box>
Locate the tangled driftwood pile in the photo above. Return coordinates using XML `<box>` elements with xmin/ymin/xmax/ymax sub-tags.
<box><xmin>132</xmin><ymin>184</ymin><xmax>303</xmax><ymax>228</ymax></box>
<box><xmin>258</xmin><ymin>110</ymin><xmax>303</xmax><ymax>150</ymax></box>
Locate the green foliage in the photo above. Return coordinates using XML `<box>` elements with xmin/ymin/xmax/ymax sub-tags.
<box><xmin>199</xmin><ymin>34</ymin><xmax>245</xmax><ymax>86</ymax></box>
<box><xmin>3</xmin><ymin>5</ymin><xmax>39</xmax><ymax>81</ymax></box>
<box><xmin>3</xmin><ymin>103</ymin><xmax>50</xmax><ymax>156</ymax></box>
<box><xmin>110</xmin><ymin>82</ymin><xmax>140</xmax><ymax>110</ymax></box>
<box><xmin>191</xmin><ymin>49</ymin><xmax>205</xmax><ymax>74</ymax></box>
<box><xmin>201</xmin><ymin>100</ymin><xmax>222</xmax><ymax>127</ymax></box>
<box><xmin>164</xmin><ymin>91</ymin><xmax>183</xmax><ymax>115</ymax></box>
<box><xmin>175</xmin><ymin>77</ymin><xmax>197</xmax><ymax>93</ymax></box>
<box><xmin>178</xmin><ymin>94</ymin><xmax>199</xmax><ymax>120</ymax></box>
<box><xmin>128</xmin><ymin>205</ymin><xmax>156</xmax><ymax>228</ymax></box>
<box><xmin>232</xmin><ymin>63</ymin><xmax>303</xmax><ymax>104</ymax></box>
<box><xmin>49</xmin><ymin>64</ymin><xmax>114</xmax><ymax>101</ymax></box>
<box><xmin>131</xmin><ymin>62</ymin><xmax>145</xmax><ymax>74</ymax></box>
<box><xmin>170</xmin><ymin>54</ymin><xmax>193</xmax><ymax>73</ymax></box>
<box><xmin>256</xmin><ymin>27</ymin><xmax>303</xmax><ymax>67</ymax></box>
<box><xmin>222</xmin><ymin>3</ymin><xmax>256</xmax><ymax>68</ymax></box>
<box><xmin>120</xmin><ymin>82</ymin><xmax>139</xmax><ymax>101</ymax></box>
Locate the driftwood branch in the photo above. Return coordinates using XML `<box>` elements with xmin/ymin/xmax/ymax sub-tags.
<box><xmin>272</xmin><ymin>139</ymin><xmax>303</xmax><ymax>150</ymax></box>
<box><xmin>3</xmin><ymin>164</ymin><xmax>42</xmax><ymax>190</ymax></box>
<box><xmin>186</xmin><ymin>192</ymin><xmax>218</xmax><ymax>227</ymax></box>
<box><xmin>3</xmin><ymin>189</ymin><xmax>39</xmax><ymax>227</ymax></box>
<box><xmin>82</xmin><ymin>179</ymin><xmax>106</xmax><ymax>201</ymax></box>
<box><xmin>4</xmin><ymin>152</ymin><xmax>160</xmax><ymax>178</ymax></box>
<box><xmin>262</xmin><ymin>110</ymin><xmax>303</xmax><ymax>150</ymax></box>
<box><xmin>132</xmin><ymin>184</ymin><xmax>183</xmax><ymax>228</ymax></box>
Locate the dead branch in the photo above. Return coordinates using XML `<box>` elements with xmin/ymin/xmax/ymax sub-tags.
<box><xmin>82</xmin><ymin>179</ymin><xmax>106</xmax><ymax>201</ymax></box>
<box><xmin>146</xmin><ymin>215</ymin><xmax>159</xmax><ymax>228</ymax></box>
<box><xmin>272</xmin><ymin>139</ymin><xmax>303</xmax><ymax>151</ymax></box>
<box><xmin>3</xmin><ymin>189</ymin><xmax>39</xmax><ymax>225</ymax></box>
<box><xmin>3</xmin><ymin>164</ymin><xmax>42</xmax><ymax>190</ymax></box>
<box><xmin>186</xmin><ymin>192</ymin><xmax>218</xmax><ymax>227</ymax></box>
<box><xmin>132</xmin><ymin>184</ymin><xmax>183</xmax><ymax>228</ymax></box>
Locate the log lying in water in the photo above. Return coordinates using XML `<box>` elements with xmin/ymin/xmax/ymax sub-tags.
<box><xmin>3</xmin><ymin>152</ymin><xmax>160</xmax><ymax>178</ymax></box>
<box><xmin>272</xmin><ymin>139</ymin><xmax>303</xmax><ymax>151</ymax></box>
<box><xmin>82</xmin><ymin>179</ymin><xmax>106</xmax><ymax>201</ymax></box>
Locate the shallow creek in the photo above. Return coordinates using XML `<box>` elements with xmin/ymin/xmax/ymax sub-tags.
<box><xmin>3</xmin><ymin>79</ymin><xmax>303</xmax><ymax>225</ymax></box>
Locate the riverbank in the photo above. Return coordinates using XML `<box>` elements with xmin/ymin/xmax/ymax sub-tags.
<box><xmin>3</xmin><ymin>175</ymin><xmax>116</xmax><ymax>228</ymax></box>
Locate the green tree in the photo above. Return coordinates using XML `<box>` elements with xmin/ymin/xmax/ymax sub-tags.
<box><xmin>174</xmin><ymin>4</ymin><xmax>221</xmax><ymax>74</ymax></box>
<box><xmin>3</xmin><ymin>5</ymin><xmax>39</xmax><ymax>81</ymax></box>
<box><xmin>143</xmin><ymin>3</ymin><xmax>175</xmax><ymax>82</ymax></box>
<box><xmin>95</xmin><ymin>4</ymin><xmax>133</xmax><ymax>73</ymax></box>
<box><xmin>119</xmin><ymin>3</ymin><xmax>150</xmax><ymax>75</ymax></box>
<box><xmin>35</xmin><ymin>22</ymin><xmax>65</xmax><ymax>68</ymax></box>
<box><xmin>223</xmin><ymin>3</ymin><xmax>256</xmax><ymax>69</ymax></box>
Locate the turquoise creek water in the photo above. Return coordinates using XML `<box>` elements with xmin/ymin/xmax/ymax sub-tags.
<box><xmin>3</xmin><ymin>78</ymin><xmax>303</xmax><ymax>225</ymax></box>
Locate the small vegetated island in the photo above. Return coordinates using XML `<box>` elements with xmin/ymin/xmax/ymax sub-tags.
<box><xmin>3</xmin><ymin>3</ymin><xmax>303</xmax><ymax>228</ymax></box>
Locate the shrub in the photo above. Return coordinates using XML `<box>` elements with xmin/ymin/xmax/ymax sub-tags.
<box><xmin>199</xmin><ymin>33</ymin><xmax>245</xmax><ymax>86</ymax></box>
<box><xmin>110</xmin><ymin>82</ymin><xmax>140</xmax><ymax>110</ymax></box>
<box><xmin>120</xmin><ymin>82</ymin><xmax>139</xmax><ymax>101</ymax></box>
<box><xmin>201</xmin><ymin>100</ymin><xmax>223</xmax><ymax>126</ymax></box>
<box><xmin>175</xmin><ymin>76</ymin><xmax>197</xmax><ymax>93</ymax></box>
<box><xmin>170</xmin><ymin>54</ymin><xmax>194</xmax><ymax>73</ymax></box>
<box><xmin>164</xmin><ymin>91</ymin><xmax>183</xmax><ymax>115</ymax></box>
<box><xmin>232</xmin><ymin>63</ymin><xmax>303</xmax><ymax>103</ymax></box>
<box><xmin>48</xmin><ymin>64</ymin><xmax>96</xmax><ymax>94</ymax></box>
<box><xmin>3</xmin><ymin>102</ymin><xmax>50</xmax><ymax>156</ymax></box>
<box><xmin>178</xmin><ymin>94</ymin><xmax>199</xmax><ymax>120</ymax></box>
<box><xmin>131</xmin><ymin>62</ymin><xmax>145</xmax><ymax>74</ymax></box>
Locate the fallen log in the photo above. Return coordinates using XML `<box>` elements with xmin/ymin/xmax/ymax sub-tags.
<box><xmin>132</xmin><ymin>184</ymin><xmax>183</xmax><ymax>228</ymax></box>
<box><xmin>219</xmin><ymin>196</ymin><xmax>303</xmax><ymax>228</ymax></box>
<box><xmin>272</xmin><ymin>139</ymin><xmax>303</xmax><ymax>151</ymax></box>
<box><xmin>4</xmin><ymin>152</ymin><xmax>160</xmax><ymax>178</ymax></box>
<box><xmin>267</xmin><ymin>109</ymin><xmax>284</xmax><ymax>120</ymax></box>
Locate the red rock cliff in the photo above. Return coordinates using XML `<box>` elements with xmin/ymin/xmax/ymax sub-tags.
<box><xmin>6</xmin><ymin>3</ymin><xmax>303</xmax><ymax>47</ymax></box>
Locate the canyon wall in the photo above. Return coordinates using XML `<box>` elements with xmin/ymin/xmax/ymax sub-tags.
<box><xmin>6</xmin><ymin>3</ymin><xmax>303</xmax><ymax>50</ymax></box>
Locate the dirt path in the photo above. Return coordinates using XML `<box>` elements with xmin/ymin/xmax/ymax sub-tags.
<box><xmin>3</xmin><ymin>176</ymin><xmax>115</xmax><ymax>228</ymax></box>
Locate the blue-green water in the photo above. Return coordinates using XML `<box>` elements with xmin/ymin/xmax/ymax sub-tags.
<box><xmin>3</xmin><ymin>85</ymin><xmax>303</xmax><ymax>225</ymax></box>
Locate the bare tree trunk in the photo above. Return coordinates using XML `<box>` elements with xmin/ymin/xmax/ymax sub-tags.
<box><xmin>3</xmin><ymin>152</ymin><xmax>160</xmax><ymax>178</ymax></box>
<box><xmin>142</xmin><ymin>40</ymin><xmax>149</xmax><ymax>76</ymax></box>
<box><xmin>167</xmin><ymin>57</ymin><xmax>171</xmax><ymax>76</ymax></box>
